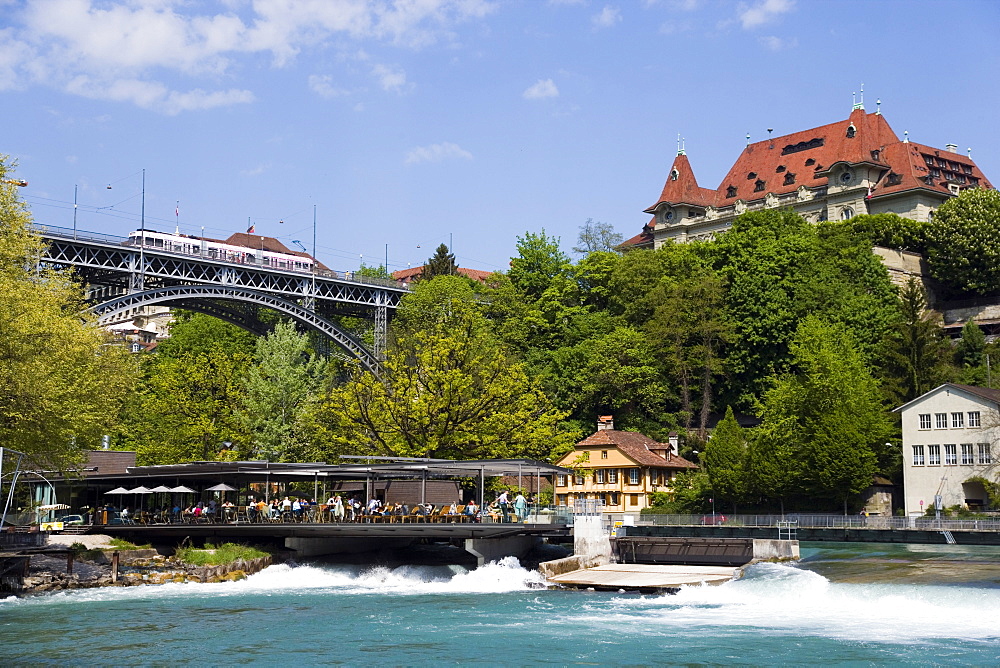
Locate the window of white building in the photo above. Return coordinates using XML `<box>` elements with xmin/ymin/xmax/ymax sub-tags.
<box><xmin>912</xmin><ymin>445</ymin><xmax>925</xmax><ymax>466</ymax></box>
<box><xmin>918</xmin><ymin>414</ymin><xmax>932</xmax><ymax>430</ymax></box>
<box><xmin>969</xmin><ymin>411</ymin><xmax>981</xmax><ymax>428</ymax></box>
<box><xmin>944</xmin><ymin>444</ymin><xmax>957</xmax><ymax>465</ymax></box>
<box><xmin>951</xmin><ymin>413</ymin><xmax>964</xmax><ymax>428</ymax></box>
<box><xmin>928</xmin><ymin>445</ymin><xmax>941</xmax><ymax>465</ymax></box>
<box><xmin>935</xmin><ymin>413</ymin><xmax>948</xmax><ymax>429</ymax></box>
<box><xmin>961</xmin><ymin>444</ymin><xmax>974</xmax><ymax>465</ymax></box>
<box><xmin>978</xmin><ymin>443</ymin><xmax>992</xmax><ymax>465</ymax></box>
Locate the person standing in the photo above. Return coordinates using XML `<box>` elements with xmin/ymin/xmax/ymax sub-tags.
<box><xmin>514</xmin><ymin>492</ymin><xmax>527</xmax><ymax>522</ymax></box>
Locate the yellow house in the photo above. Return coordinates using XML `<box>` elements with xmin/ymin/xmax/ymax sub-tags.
<box><xmin>553</xmin><ymin>416</ymin><xmax>698</xmax><ymax>513</ymax></box>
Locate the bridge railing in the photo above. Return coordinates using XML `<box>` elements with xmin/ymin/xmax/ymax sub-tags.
<box><xmin>601</xmin><ymin>513</ymin><xmax>1000</xmax><ymax>532</ymax></box>
<box><xmin>33</xmin><ymin>223</ymin><xmax>128</xmax><ymax>246</ymax></box>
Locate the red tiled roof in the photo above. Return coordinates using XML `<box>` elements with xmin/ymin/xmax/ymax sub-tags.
<box><xmin>620</xmin><ymin>218</ymin><xmax>656</xmax><ymax>249</ymax></box>
<box><xmin>391</xmin><ymin>266</ymin><xmax>495</xmax><ymax>283</ymax></box>
<box><xmin>576</xmin><ymin>430</ymin><xmax>698</xmax><ymax>470</ymax></box>
<box><xmin>202</xmin><ymin>232</ymin><xmax>331</xmax><ymax>271</ymax></box>
<box><xmin>644</xmin><ymin>109</ymin><xmax>993</xmax><ymax>211</ymax></box>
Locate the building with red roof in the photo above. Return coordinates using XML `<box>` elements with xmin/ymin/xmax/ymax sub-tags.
<box><xmin>628</xmin><ymin>104</ymin><xmax>993</xmax><ymax>248</ymax></box>
<box><xmin>553</xmin><ymin>415</ymin><xmax>697</xmax><ymax>514</ymax></box>
<box><xmin>391</xmin><ymin>266</ymin><xmax>495</xmax><ymax>284</ymax></box>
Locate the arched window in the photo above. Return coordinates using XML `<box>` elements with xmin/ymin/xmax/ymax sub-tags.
<box><xmin>840</xmin><ymin>206</ymin><xmax>855</xmax><ymax>220</ymax></box>
<box><xmin>670</xmin><ymin>169</ymin><xmax>679</xmax><ymax>181</ymax></box>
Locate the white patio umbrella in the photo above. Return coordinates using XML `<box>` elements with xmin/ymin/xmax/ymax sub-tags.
<box><xmin>206</xmin><ymin>483</ymin><xmax>237</xmax><ymax>492</ymax></box>
<box><xmin>170</xmin><ymin>485</ymin><xmax>196</xmax><ymax>494</ymax></box>
<box><xmin>127</xmin><ymin>486</ymin><xmax>153</xmax><ymax>512</ymax></box>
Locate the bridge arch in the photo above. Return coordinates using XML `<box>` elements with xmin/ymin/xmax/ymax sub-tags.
<box><xmin>93</xmin><ymin>285</ymin><xmax>379</xmax><ymax>373</ymax></box>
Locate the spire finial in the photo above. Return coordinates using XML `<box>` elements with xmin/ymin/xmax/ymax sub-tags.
<box><xmin>876</xmin><ymin>98</ymin><xmax>881</xmax><ymax>115</ymax></box>
<box><xmin>903</xmin><ymin>130</ymin><xmax>909</xmax><ymax>144</ymax></box>
<box><xmin>681</xmin><ymin>136</ymin><xmax>686</xmax><ymax>155</ymax></box>
<box><xmin>746</xmin><ymin>132</ymin><xmax>751</xmax><ymax>147</ymax></box>
<box><xmin>852</xmin><ymin>85</ymin><xmax>864</xmax><ymax>111</ymax></box>
<box><xmin>677</xmin><ymin>133</ymin><xmax>685</xmax><ymax>156</ymax></box>
<box><xmin>968</xmin><ymin>147</ymin><xmax>973</xmax><ymax>159</ymax></box>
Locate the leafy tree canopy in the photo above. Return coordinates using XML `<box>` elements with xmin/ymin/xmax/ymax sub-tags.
<box><xmin>925</xmin><ymin>187</ymin><xmax>1000</xmax><ymax>295</ymax></box>
<box><xmin>0</xmin><ymin>156</ymin><xmax>137</xmax><ymax>470</ymax></box>
<box><xmin>421</xmin><ymin>243</ymin><xmax>458</xmax><ymax>279</ymax></box>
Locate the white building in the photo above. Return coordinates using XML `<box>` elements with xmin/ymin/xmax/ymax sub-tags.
<box><xmin>894</xmin><ymin>384</ymin><xmax>1000</xmax><ymax>515</ymax></box>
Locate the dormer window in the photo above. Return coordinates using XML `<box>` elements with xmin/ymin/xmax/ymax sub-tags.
<box><xmin>670</xmin><ymin>168</ymin><xmax>679</xmax><ymax>181</ymax></box>
<box><xmin>846</xmin><ymin>124</ymin><xmax>856</xmax><ymax>138</ymax></box>
<box><xmin>870</xmin><ymin>149</ymin><xmax>881</xmax><ymax>161</ymax></box>
<box><xmin>805</xmin><ymin>158</ymin><xmax>815</xmax><ymax>166</ymax></box>
<box><xmin>776</xmin><ymin>165</ymin><xmax>786</xmax><ymax>172</ymax></box>
<box><xmin>747</xmin><ymin>172</ymin><xmax>757</xmax><ymax>180</ymax></box>
<box><xmin>886</xmin><ymin>172</ymin><xmax>902</xmax><ymax>186</ymax></box>
<box><xmin>783</xmin><ymin>172</ymin><xmax>796</xmax><ymax>185</ymax></box>
<box><xmin>754</xmin><ymin>179</ymin><xmax>765</xmax><ymax>192</ymax></box>
<box><xmin>726</xmin><ymin>185</ymin><xmax>738</xmax><ymax>198</ymax></box>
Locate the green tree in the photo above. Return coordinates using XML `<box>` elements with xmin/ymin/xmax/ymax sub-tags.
<box><xmin>356</xmin><ymin>263</ymin><xmax>391</xmax><ymax>280</ymax></box>
<box><xmin>756</xmin><ymin>317</ymin><xmax>893</xmax><ymax>510</ymax></box>
<box><xmin>573</xmin><ymin>218</ymin><xmax>623</xmax><ymax>254</ymax></box>
<box><xmin>421</xmin><ymin>243</ymin><xmax>458</xmax><ymax>279</ymax></box>
<box><xmin>924</xmin><ymin>187</ymin><xmax>1000</xmax><ymax>295</ymax></box>
<box><xmin>955</xmin><ymin>320</ymin><xmax>988</xmax><ymax>386</ymax></box>
<box><xmin>238</xmin><ymin>321</ymin><xmax>327</xmax><ymax>461</ymax></box>
<box><xmin>702</xmin><ymin>406</ymin><xmax>747</xmax><ymax>511</ymax></box>
<box><xmin>878</xmin><ymin>278</ymin><xmax>953</xmax><ymax>405</ymax></box>
<box><xmin>0</xmin><ymin>156</ymin><xmax>137</xmax><ymax>470</ymax></box>
<box><xmin>836</xmin><ymin>213</ymin><xmax>928</xmax><ymax>253</ymax></box>
<box><xmin>508</xmin><ymin>230</ymin><xmax>571</xmax><ymax>301</ymax></box>
<box><xmin>315</xmin><ymin>277</ymin><xmax>574</xmax><ymax>460</ymax></box>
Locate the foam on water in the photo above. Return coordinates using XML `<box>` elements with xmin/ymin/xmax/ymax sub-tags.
<box><xmin>0</xmin><ymin>556</ymin><xmax>545</xmax><ymax>608</ymax></box>
<box><xmin>572</xmin><ymin>562</ymin><xmax>1000</xmax><ymax>644</ymax></box>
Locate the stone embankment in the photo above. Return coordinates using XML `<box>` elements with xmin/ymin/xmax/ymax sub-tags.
<box><xmin>19</xmin><ymin>534</ymin><xmax>272</xmax><ymax>595</ymax></box>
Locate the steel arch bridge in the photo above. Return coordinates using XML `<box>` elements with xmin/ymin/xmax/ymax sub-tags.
<box><xmin>93</xmin><ymin>286</ymin><xmax>380</xmax><ymax>372</ymax></box>
<box><xmin>36</xmin><ymin>224</ymin><xmax>409</xmax><ymax>371</ymax></box>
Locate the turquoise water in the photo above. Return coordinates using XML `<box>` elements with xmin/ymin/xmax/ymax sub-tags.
<box><xmin>3</xmin><ymin>543</ymin><xmax>1000</xmax><ymax>665</ymax></box>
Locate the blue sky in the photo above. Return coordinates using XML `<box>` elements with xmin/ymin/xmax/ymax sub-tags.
<box><xmin>3</xmin><ymin>0</ymin><xmax>999</xmax><ymax>274</ymax></box>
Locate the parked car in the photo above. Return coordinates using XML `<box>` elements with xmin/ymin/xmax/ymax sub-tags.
<box><xmin>60</xmin><ymin>514</ymin><xmax>85</xmax><ymax>526</ymax></box>
<box><xmin>700</xmin><ymin>513</ymin><xmax>727</xmax><ymax>525</ymax></box>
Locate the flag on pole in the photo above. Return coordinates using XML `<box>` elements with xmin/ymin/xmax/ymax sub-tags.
<box><xmin>247</xmin><ymin>223</ymin><xmax>255</xmax><ymax>234</ymax></box>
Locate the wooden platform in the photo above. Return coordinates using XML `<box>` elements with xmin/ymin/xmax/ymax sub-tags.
<box><xmin>547</xmin><ymin>563</ymin><xmax>738</xmax><ymax>592</ymax></box>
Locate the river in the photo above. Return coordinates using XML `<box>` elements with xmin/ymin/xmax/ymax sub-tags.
<box><xmin>2</xmin><ymin>542</ymin><xmax>999</xmax><ymax>665</ymax></box>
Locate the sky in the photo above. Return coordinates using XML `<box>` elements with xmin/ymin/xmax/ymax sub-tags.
<box><xmin>3</xmin><ymin>0</ymin><xmax>999</xmax><ymax>275</ymax></box>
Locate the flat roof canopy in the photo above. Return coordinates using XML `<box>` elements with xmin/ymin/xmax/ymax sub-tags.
<box><xmin>51</xmin><ymin>457</ymin><xmax>569</xmax><ymax>484</ymax></box>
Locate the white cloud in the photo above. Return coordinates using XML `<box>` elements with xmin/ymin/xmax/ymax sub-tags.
<box><xmin>738</xmin><ymin>0</ymin><xmax>795</xmax><ymax>29</ymax></box>
<box><xmin>308</xmin><ymin>74</ymin><xmax>350</xmax><ymax>99</ymax></box>
<box><xmin>523</xmin><ymin>78</ymin><xmax>559</xmax><ymax>100</ymax></box>
<box><xmin>240</xmin><ymin>163</ymin><xmax>270</xmax><ymax>177</ymax></box>
<box><xmin>592</xmin><ymin>6</ymin><xmax>622</xmax><ymax>29</ymax></box>
<box><xmin>372</xmin><ymin>63</ymin><xmax>409</xmax><ymax>93</ymax></box>
<box><xmin>759</xmin><ymin>35</ymin><xmax>797</xmax><ymax>51</ymax></box>
<box><xmin>405</xmin><ymin>142</ymin><xmax>473</xmax><ymax>164</ymax></box>
<box><xmin>1</xmin><ymin>0</ymin><xmax>493</xmax><ymax>112</ymax></box>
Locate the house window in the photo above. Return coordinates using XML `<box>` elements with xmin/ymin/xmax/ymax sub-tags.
<box><xmin>978</xmin><ymin>443</ymin><xmax>992</xmax><ymax>465</ymax></box>
<box><xmin>601</xmin><ymin>450</ymin><xmax>608</xmax><ymax>459</ymax></box>
<box><xmin>783</xmin><ymin>172</ymin><xmax>796</xmax><ymax>185</ymax></box>
<box><xmin>968</xmin><ymin>411</ymin><xmax>981</xmax><ymax>428</ymax></box>
<box><xmin>951</xmin><ymin>412</ymin><xmax>964</xmax><ymax>428</ymax></box>
<box><xmin>912</xmin><ymin>445</ymin><xmax>925</xmax><ymax>466</ymax></box>
<box><xmin>747</xmin><ymin>172</ymin><xmax>757</xmax><ymax>180</ymax></box>
<box><xmin>595</xmin><ymin>469</ymin><xmax>605</xmax><ymax>484</ymax></box>
<box><xmin>607</xmin><ymin>492</ymin><xmax>619</xmax><ymax>506</ymax></box>
<box><xmin>628</xmin><ymin>468</ymin><xmax>640</xmax><ymax>485</ymax></box>
<box><xmin>918</xmin><ymin>414</ymin><xmax>932</xmax><ymax>430</ymax></box>
<box><xmin>754</xmin><ymin>179</ymin><xmax>766</xmax><ymax>192</ymax></box>
<box><xmin>556</xmin><ymin>474</ymin><xmax>567</xmax><ymax>487</ymax></box>
<box><xmin>846</xmin><ymin>124</ymin><xmax>856</xmax><ymax>138</ymax></box>
<box><xmin>556</xmin><ymin>494</ymin><xmax>567</xmax><ymax>506</ymax></box>
<box><xmin>935</xmin><ymin>413</ymin><xmax>948</xmax><ymax>429</ymax></box>
<box><xmin>944</xmin><ymin>444</ymin><xmax>957</xmax><ymax>465</ymax></box>
<box><xmin>840</xmin><ymin>207</ymin><xmax>854</xmax><ymax>220</ymax></box>
<box><xmin>608</xmin><ymin>469</ymin><xmax>618</xmax><ymax>484</ymax></box>
<box><xmin>574</xmin><ymin>473</ymin><xmax>585</xmax><ymax>485</ymax></box>
<box><xmin>726</xmin><ymin>186</ymin><xmax>738</xmax><ymax>198</ymax></box>
<box><xmin>805</xmin><ymin>158</ymin><xmax>815</xmax><ymax>166</ymax></box>
<box><xmin>961</xmin><ymin>444</ymin><xmax>974</xmax><ymax>465</ymax></box>
<box><xmin>928</xmin><ymin>445</ymin><xmax>941</xmax><ymax>465</ymax></box>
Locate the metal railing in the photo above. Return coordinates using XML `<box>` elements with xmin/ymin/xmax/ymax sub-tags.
<box><xmin>605</xmin><ymin>513</ymin><xmax>1000</xmax><ymax>532</ymax></box>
